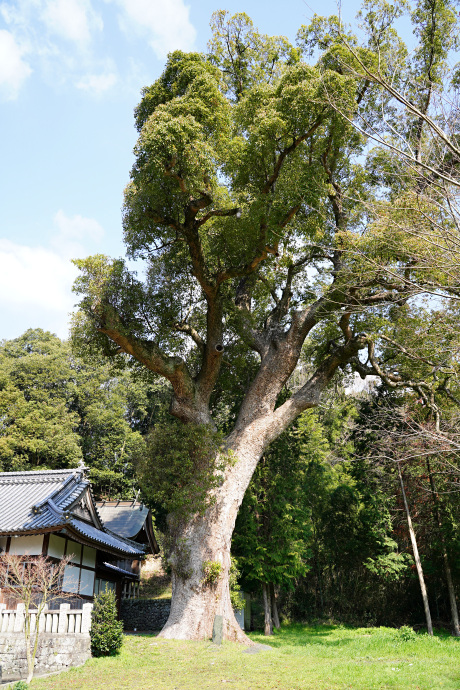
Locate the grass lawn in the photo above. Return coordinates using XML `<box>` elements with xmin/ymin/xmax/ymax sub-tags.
<box><xmin>30</xmin><ymin>624</ymin><xmax>460</xmax><ymax>690</ymax></box>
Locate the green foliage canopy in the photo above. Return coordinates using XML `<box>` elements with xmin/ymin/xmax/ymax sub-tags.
<box><xmin>0</xmin><ymin>329</ymin><xmax>159</xmax><ymax>498</ymax></box>
<box><xmin>72</xmin><ymin>6</ymin><xmax>460</xmax><ymax>437</ymax></box>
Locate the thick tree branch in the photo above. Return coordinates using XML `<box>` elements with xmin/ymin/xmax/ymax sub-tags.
<box><xmin>261</xmin><ymin>117</ymin><xmax>325</xmax><ymax>195</ymax></box>
<box><xmin>196</xmin><ymin>207</ymin><xmax>241</xmax><ymax>227</ymax></box>
<box><xmin>182</xmin><ymin>225</ymin><xmax>216</xmax><ymax>296</ymax></box>
<box><xmin>164</xmin><ymin>156</ymin><xmax>187</xmax><ymax>194</ymax></box>
<box><xmin>264</xmin><ymin>254</ymin><xmax>314</xmax><ymax>330</ymax></box>
<box><xmin>350</xmin><ymin>356</ymin><xmax>376</xmax><ymax>379</ymax></box>
<box><xmin>174</xmin><ymin>322</ymin><xmax>205</xmax><ymax>352</ymax></box>
<box><xmin>145</xmin><ymin>208</ymin><xmax>181</xmax><ymax>233</ymax></box>
<box><xmin>339</xmin><ymin>310</ymin><xmax>353</xmax><ymax>341</ymax></box>
<box><xmin>279</xmin><ymin>204</ymin><xmax>302</xmax><ymax>228</ymax></box>
<box><xmin>216</xmin><ymin>245</ymin><xmax>278</xmax><ymax>284</ymax></box>
<box><xmin>188</xmin><ymin>193</ymin><xmax>213</xmax><ymax>216</ymax></box>
<box><xmin>234</xmin><ymin>276</ymin><xmax>267</xmax><ymax>354</ymax></box>
<box><xmin>195</xmin><ymin>294</ymin><xmax>225</xmax><ymax>402</ymax></box>
<box><xmin>267</xmin><ymin>334</ymin><xmax>368</xmax><ymax>438</ymax></box>
<box><xmin>95</xmin><ymin>303</ymin><xmax>196</xmax><ymax>403</ymax></box>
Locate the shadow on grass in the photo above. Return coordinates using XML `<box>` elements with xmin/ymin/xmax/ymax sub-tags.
<box><xmin>249</xmin><ymin>623</ymin><xmax>460</xmax><ymax>652</ymax></box>
<box><xmin>249</xmin><ymin>623</ymin><xmax>355</xmax><ymax>649</ymax></box>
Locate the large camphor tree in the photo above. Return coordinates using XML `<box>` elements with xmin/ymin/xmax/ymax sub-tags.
<box><xmin>73</xmin><ymin>4</ymin><xmax>460</xmax><ymax>641</ymax></box>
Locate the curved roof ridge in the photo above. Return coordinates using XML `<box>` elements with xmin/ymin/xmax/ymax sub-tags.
<box><xmin>0</xmin><ymin>468</ymin><xmax>83</xmax><ymax>485</ymax></box>
<box><xmin>0</xmin><ymin>468</ymin><xmax>81</xmax><ymax>477</ymax></box>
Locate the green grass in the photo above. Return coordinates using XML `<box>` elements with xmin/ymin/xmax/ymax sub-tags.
<box><xmin>30</xmin><ymin>624</ymin><xmax>460</xmax><ymax>690</ymax></box>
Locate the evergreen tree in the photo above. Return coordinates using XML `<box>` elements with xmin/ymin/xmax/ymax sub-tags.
<box><xmin>71</xmin><ymin>6</ymin><xmax>460</xmax><ymax>640</ymax></box>
<box><xmin>0</xmin><ymin>329</ymin><xmax>164</xmax><ymax>498</ymax></box>
<box><xmin>90</xmin><ymin>589</ymin><xmax>124</xmax><ymax>657</ymax></box>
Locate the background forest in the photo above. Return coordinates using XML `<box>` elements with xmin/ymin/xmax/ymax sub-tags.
<box><xmin>1</xmin><ymin>327</ymin><xmax>459</xmax><ymax>632</ymax></box>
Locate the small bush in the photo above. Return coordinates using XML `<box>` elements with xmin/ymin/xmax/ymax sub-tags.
<box><xmin>201</xmin><ymin>560</ymin><xmax>223</xmax><ymax>586</ymax></box>
<box><xmin>12</xmin><ymin>682</ymin><xmax>29</xmax><ymax>690</ymax></box>
<box><xmin>90</xmin><ymin>588</ymin><xmax>124</xmax><ymax>657</ymax></box>
<box><xmin>397</xmin><ymin>625</ymin><xmax>417</xmax><ymax>642</ymax></box>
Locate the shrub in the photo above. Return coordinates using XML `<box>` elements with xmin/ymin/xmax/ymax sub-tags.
<box><xmin>90</xmin><ymin>588</ymin><xmax>124</xmax><ymax>657</ymax></box>
<box><xmin>397</xmin><ymin>625</ymin><xmax>417</xmax><ymax>642</ymax></box>
<box><xmin>201</xmin><ymin>560</ymin><xmax>223</xmax><ymax>586</ymax></box>
<box><xmin>13</xmin><ymin>682</ymin><xmax>29</xmax><ymax>690</ymax></box>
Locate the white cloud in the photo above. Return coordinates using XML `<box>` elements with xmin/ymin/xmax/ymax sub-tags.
<box><xmin>0</xmin><ymin>0</ymin><xmax>191</xmax><ymax>97</ymax></box>
<box><xmin>75</xmin><ymin>70</ymin><xmax>117</xmax><ymax>94</ymax></box>
<box><xmin>0</xmin><ymin>212</ymin><xmax>105</xmax><ymax>340</ymax></box>
<box><xmin>109</xmin><ymin>0</ymin><xmax>196</xmax><ymax>58</ymax></box>
<box><xmin>345</xmin><ymin>372</ymin><xmax>378</xmax><ymax>395</ymax></box>
<box><xmin>40</xmin><ymin>0</ymin><xmax>103</xmax><ymax>46</ymax></box>
<box><xmin>0</xmin><ymin>0</ymin><xmax>106</xmax><ymax>96</ymax></box>
<box><xmin>0</xmin><ymin>239</ymin><xmax>77</xmax><ymax>311</ymax></box>
<box><xmin>0</xmin><ymin>29</ymin><xmax>32</xmax><ymax>100</ymax></box>
<box><xmin>0</xmin><ymin>1</ymin><xmax>30</xmax><ymax>28</ymax></box>
<box><xmin>51</xmin><ymin>210</ymin><xmax>105</xmax><ymax>258</ymax></box>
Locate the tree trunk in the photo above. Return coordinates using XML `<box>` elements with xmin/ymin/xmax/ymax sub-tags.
<box><xmin>270</xmin><ymin>583</ymin><xmax>280</xmax><ymax>629</ymax></box>
<box><xmin>441</xmin><ymin>549</ymin><xmax>460</xmax><ymax>636</ymax></box>
<box><xmin>156</xmin><ymin>335</ymin><xmax>351</xmax><ymax>642</ymax></box>
<box><xmin>426</xmin><ymin>459</ymin><xmax>460</xmax><ymax>636</ymax></box>
<box><xmin>262</xmin><ymin>583</ymin><xmax>273</xmax><ymax>636</ymax></box>
<box><xmin>26</xmin><ymin>652</ymin><xmax>33</xmax><ymax>684</ymax></box>
<box><xmin>158</xmin><ymin>510</ymin><xmax>249</xmax><ymax>642</ymax></box>
<box><xmin>159</xmin><ymin>429</ymin><xmax>265</xmax><ymax>642</ymax></box>
<box><xmin>398</xmin><ymin>464</ymin><xmax>433</xmax><ymax>635</ymax></box>
<box><xmin>25</xmin><ymin>614</ymin><xmax>34</xmax><ymax>683</ymax></box>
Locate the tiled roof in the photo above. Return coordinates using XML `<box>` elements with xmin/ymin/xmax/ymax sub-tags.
<box><xmin>69</xmin><ymin>518</ymin><xmax>144</xmax><ymax>556</ymax></box>
<box><xmin>0</xmin><ymin>469</ymin><xmax>145</xmax><ymax>557</ymax></box>
<box><xmin>0</xmin><ymin>469</ymin><xmax>81</xmax><ymax>532</ymax></box>
<box><xmin>101</xmin><ymin>562</ymin><xmax>138</xmax><ymax>578</ymax></box>
<box><xmin>96</xmin><ymin>503</ymin><xmax>150</xmax><ymax>539</ymax></box>
<box><xmin>96</xmin><ymin>501</ymin><xmax>159</xmax><ymax>555</ymax></box>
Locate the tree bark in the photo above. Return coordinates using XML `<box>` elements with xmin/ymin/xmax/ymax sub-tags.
<box><xmin>270</xmin><ymin>583</ymin><xmax>281</xmax><ymax>629</ymax></box>
<box><xmin>442</xmin><ymin>552</ymin><xmax>460</xmax><ymax>636</ymax></box>
<box><xmin>398</xmin><ymin>464</ymin><xmax>433</xmax><ymax>635</ymax></box>
<box><xmin>262</xmin><ymin>583</ymin><xmax>273</xmax><ymax>636</ymax></box>
<box><xmin>158</xmin><ymin>504</ymin><xmax>249</xmax><ymax>642</ymax></box>
<box><xmin>159</xmin><ymin>428</ymin><xmax>269</xmax><ymax>642</ymax></box>
<box><xmin>426</xmin><ymin>458</ymin><xmax>460</xmax><ymax>636</ymax></box>
<box><xmin>25</xmin><ymin>618</ymin><xmax>34</xmax><ymax>684</ymax></box>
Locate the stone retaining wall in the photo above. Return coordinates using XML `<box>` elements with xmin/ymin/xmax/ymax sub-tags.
<box><xmin>0</xmin><ymin>632</ymin><xmax>91</xmax><ymax>681</ymax></box>
<box><xmin>120</xmin><ymin>599</ymin><xmax>171</xmax><ymax>631</ymax></box>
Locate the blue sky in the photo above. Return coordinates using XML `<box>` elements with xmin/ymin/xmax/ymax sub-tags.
<box><xmin>0</xmin><ymin>0</ymin><xmax>374</xmax><ymax>340</ymax></box>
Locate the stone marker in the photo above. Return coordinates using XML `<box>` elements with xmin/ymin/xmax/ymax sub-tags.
<box><xmin>212</xmin><ymin>614</ymin><xmax>223</xmax><ymax>645</ymax></box>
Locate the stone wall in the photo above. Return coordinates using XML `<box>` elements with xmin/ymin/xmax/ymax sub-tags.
<box><xmin>0</xmin><ymin>632</ymin><xmax>91</xmax><ymax>681</ymax></box>
<box><xmin>120</xmin><ymin>599</ymin><xmax>171</xmax><ymax>631</ymax></box>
